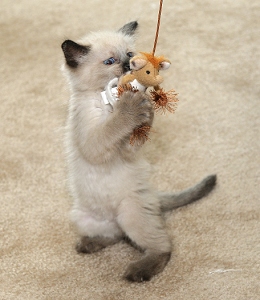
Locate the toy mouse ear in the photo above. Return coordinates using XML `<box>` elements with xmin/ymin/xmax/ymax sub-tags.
<box><xmin>159</xmin><ymin>61</ymin><xmax>171</xmax><ymax>70</ymax></box>
<box><xmin>130</xmin><ymin>57</ymin><xmax>147</xmax><ymax>70</ymax></box>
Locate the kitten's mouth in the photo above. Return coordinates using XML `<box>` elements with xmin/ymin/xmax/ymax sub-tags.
<box><xmin>122</xmin><ymin>59</ymin><xmax>131</xmax><ymax>73</ymax></box>
<box><xmin>123</xmin><ymin>62</ymin><xmax>131</xmax><ymax>72</ymax></box>
<box><xmin>113</xmin><ymin>60</ymin><xmax>131</xmax><ymax>80</ymax></box>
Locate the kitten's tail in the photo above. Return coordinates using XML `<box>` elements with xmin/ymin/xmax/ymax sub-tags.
<box><xmin>159</xmin><ymin>174</ymin><xmax>217</xmax><ymax>212</ymax></box>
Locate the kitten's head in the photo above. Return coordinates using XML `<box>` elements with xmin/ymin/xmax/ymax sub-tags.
<box><xmin>61</xmin><ymin>21</ymin><xmax>138</xmax><ymax>92</ymax></box>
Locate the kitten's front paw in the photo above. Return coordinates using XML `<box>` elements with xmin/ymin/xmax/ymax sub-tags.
<box><xmin>76</xmin><ymin>236</ymin><xmax>105</xmax><ymax>253</ymax></box>
<box><xmin>117</xmin><ymin>91</ymin><xmax>154</xmax><ymax>127</ymax></box>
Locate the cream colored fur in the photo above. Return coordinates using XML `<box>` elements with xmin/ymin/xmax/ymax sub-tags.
<box><xmin>62</xmin><ymin>24</ymin><xmax>171</xmax><ymax>253</ymax></box>
<box><xmin>61</xmin><ymin>22</ymin><xmax>216</xmax><ymax>281</ymax></box>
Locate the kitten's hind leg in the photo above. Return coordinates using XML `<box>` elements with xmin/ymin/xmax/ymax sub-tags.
<box><xmin>117</xmin><ymin>196</ymin><xmax>172</xmax><ymax>282</ymax></box>
<box><xmin>76</xmin><ymin>236</ymin><xmax>121</xmax><ymax>254</ymax></box>
<box><xmin>159</xmin><ymin>174</ymin><xmax>217</xmax><ymax>212</ymax></box>
<box><xmin>72</xmin><ymin>210</ymin><xmax>123</xmax><ymax>253</ymax></box>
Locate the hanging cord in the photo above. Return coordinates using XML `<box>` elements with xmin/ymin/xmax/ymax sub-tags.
<box><xmin>152</xmin><ymin>0</ymin><xmax>164</xmax><ymax>56</ymax></box>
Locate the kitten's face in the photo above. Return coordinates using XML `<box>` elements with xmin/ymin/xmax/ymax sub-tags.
<box><xmin>62</xmin><ymin>22</ymin><xmax>138</xmax><ymax>92</ymax></box>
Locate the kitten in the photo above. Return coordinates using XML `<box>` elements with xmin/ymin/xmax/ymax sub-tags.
<box><xmin>61</xmin><ymin>21</ymin><xmax>217</xmax><ymax>282</ymax></box>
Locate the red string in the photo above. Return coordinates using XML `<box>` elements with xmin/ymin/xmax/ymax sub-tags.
<box><xmin>152</xmin><ymin>0</ymin><xmax>163</xmax><ymax>56</ymax></box>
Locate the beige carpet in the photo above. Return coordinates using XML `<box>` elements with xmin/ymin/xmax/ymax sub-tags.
<box><xmin>1</xmin><ymin>0</ymin><xmax>259</xmax><ymax>299</ymax></box>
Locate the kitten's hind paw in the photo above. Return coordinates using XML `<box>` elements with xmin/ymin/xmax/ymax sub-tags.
<box><xmin>76</xmin><ymin>236</ymin><xmax>120</xmax><ymax>254</ymax></box>
<box><xmin>124</xmin><ymin>252</ymin><xmax>171</xmax><ymax>282</ymax></box>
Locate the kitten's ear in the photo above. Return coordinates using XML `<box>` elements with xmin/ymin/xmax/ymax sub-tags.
<box><xmin>118</xmin><ymin>21</ymin><xmax>138</xmax><ymax>36</ymax></box>
<box><xmin>61</xmin><ymin>40</ymin><xmax>90</xmax><ymax>68</ymax></box>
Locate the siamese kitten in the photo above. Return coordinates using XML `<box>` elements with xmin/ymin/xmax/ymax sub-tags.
<box><xmin>61</xmin><ymin>21</ymin><xmax>217</xmax><ymax>282</ymax></box>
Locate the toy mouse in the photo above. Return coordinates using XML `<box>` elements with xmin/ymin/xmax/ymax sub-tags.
<box><xmin>101</xmin><ymin>52</ymin><xmax>178</xmax><ymax>113</ymax></box>
<box><xmin>101</xmin><ymin>51</ymin><xmax>178</xmax><ymax>145</ymax></box>
<box><xmin>119</xmin><ymin>52</ymin><xmax>170</xmax><ymax>89</ymax></box>
<box><xmin>118</xmin><ymin>52</ymin><xmax>178</xmax><ymax>113</ymax></box>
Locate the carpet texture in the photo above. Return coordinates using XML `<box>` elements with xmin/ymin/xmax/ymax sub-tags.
<box><xmin>1</xmin><ymin>0</ymin><xmax>259</xmax><ymax>299</ymax></box>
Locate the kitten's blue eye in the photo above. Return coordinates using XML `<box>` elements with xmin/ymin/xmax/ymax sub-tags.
<box><xmin>103</xmin><ymin>57</ymin><xmax>116</xmax><ymax>65</ymax></box>
<box><xmin>127</xmin><ymin>52</ymin><xmax>134</xmax><ymax>58</ymax></box>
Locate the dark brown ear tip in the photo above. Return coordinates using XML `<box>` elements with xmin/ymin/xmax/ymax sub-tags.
<box><xmin>130</xmin><ymin>21</ymin><xmax>138</xmax><ymax>30</ymax></box>
<box><xmin>61</xmin><ymin>40</ymin><xmax>91</xmax><ymax>68</ymax></box>
<box><xmin>61</xmin><ymin>40</ymin><xmax>80</xmax><ymax>51</ymax></box>
<box><xmin>118</xmin><ymin>21</ymin><xmax>139</xmax><ymax>36</ymax></box>
<box><xmin>124</xmin><ymin>21</ymin><xmax>138</xmax><ymax>29</ymax></box>
<box><xmin>61</xmin><ymin>40</ymin><xmax>71</xmax><ymax>50</ymax></box>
